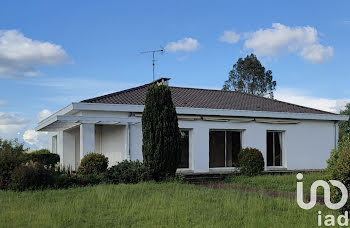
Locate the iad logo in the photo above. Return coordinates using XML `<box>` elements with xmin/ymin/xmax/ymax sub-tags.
<box><xmin>296</xmin><ymin>173</ymin><xmax>350</xmax><ymax>226</ymax></box>
<box><xmin>296</xmin><ymin>173</ymin><xmax>348</xmax><ymax>210</ymax></box>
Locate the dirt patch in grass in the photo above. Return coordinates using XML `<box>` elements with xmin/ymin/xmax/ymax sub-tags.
<box><xmin>201</xmin><ymin>182</ymin><xmax>325</xmax><ymax>205</ymax></box>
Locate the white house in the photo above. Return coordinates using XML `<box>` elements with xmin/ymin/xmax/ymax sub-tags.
<box><xmin>36</xmin><ymin>78</ymin><xmax>348</xmax><ymax>173</ymax></box>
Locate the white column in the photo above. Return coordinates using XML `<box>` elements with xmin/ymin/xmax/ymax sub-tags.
<box><xmin>80</xmin><ymin>123</ymin><xmax>95</xmax><ymax>160</ymax></box>
<box><xmin>57</xmin><ymin>131</ymin><xmax>64</xmax><ymax>166</ymax></box>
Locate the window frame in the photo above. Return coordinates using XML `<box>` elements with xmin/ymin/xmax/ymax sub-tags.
<box><xmin>266</xmin><ymin>130</ymin><xmax>284</xmax><ymax>167</ymax></box>
<box><xmin>209</xmin><ymin>129</ymin><xmax>243</xmax><ymax>168</ymax></box>
<box><xmin>177</xmin><ymin>129</ymin><xmax>192</xmax><ymax>170</ymax></box>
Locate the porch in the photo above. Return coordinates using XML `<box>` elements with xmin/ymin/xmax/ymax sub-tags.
<box><xmin>37</xmin><ymin>115</ymin><xmax>140</xmax><ymax>170</ymax></box>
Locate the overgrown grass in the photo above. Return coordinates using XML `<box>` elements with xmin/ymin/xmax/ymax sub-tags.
<box><xmin>226</xmin><ymin>171</ymin><xmax>330</xmax><ymax>195</ymax></box>
<box><xmin>0</xmin><ymin>182</ymin><xmax>337</xmax><ymax>227</ymax></box>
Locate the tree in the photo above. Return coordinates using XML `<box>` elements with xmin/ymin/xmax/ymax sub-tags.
<box><xmin>142</xmin><ymin>84</ymin><xmax>181</xmax><ymax>180</ymax></box>
<box><xmin>223</xmin><ymin>54</ymin><xmax>276</xmax><ymax>98</ymax></box>
<box><xmin>339</xmin><ymin>103</ymin><xmax>350</xmax><ymax>140</ymax></box>
<box><xmin>0</xmin><ymin>138</ymin><xmax>26</xmax><ymax>153</ymax></box>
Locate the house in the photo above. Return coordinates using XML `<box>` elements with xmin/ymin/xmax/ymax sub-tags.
<box><xmin>36</xmin><ymin>78</ymin><xmax>348</xmax><ymax>173</ymax></box>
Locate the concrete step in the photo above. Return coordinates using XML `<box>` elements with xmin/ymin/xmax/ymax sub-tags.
<box><xmin>179</xmin><ymin>173</ymin><xmax>230</xmax><ymax>184</ymax></box>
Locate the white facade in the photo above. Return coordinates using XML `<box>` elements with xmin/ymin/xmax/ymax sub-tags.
<box><xmin>38</xmin><ymin>103</ymin><xmax>347</xmax><ymax>172</ymax></box>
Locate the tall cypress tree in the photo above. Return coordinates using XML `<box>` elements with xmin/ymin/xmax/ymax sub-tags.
<box><xmin>142</xmin><ymin>84</ymin><xmax>181</xmax><ymax>180</ymax></box>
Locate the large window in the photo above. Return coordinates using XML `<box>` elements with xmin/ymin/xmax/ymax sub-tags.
<box><xmin>267</xmin><ymin>131</ymin><xmax>283</xmax><ymax>166</ymax></box>
<box><xmin>209</xmin><ymin>130</ymin><xmax>241</xmax><ymax>168</ymax></box>
<box><xmin>178</xmin><ymin>130</ymin><xmax>189</xmax><ymax>168</ymax></box>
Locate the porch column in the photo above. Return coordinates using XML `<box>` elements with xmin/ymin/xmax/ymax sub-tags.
<box><xmin>80</xmin><ymin>123</ymin><xmax>95</xmax><ymax>159</ymax></box>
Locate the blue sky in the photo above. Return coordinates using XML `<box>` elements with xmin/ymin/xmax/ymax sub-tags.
<box><xmin>1</xmin><ymin>0</ymin><xmax>350</xmax><ymax>148</ymax></box>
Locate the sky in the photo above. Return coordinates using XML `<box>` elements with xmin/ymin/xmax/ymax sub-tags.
<box><xmin>1</xmin><ymin>0</ymin><xmax>350</xmax><ymax>149</ymax></box>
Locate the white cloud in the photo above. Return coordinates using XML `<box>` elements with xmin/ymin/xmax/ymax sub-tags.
<box><xmin>37</xmin><ymin>109</ymin><xmax>52</xmax><ymax>122</ymax></box>
<box><xmin>0</xmin><ymin>110</ymin><xmax>50</xmax><ymax>148</ymax></box>
<box><xmin>23</xmin><ymin>130</ymin><xmax>48</xmax><ymax>148</ymax></box>
<box><xmin>299</xmin><ymin>44</ymin><xmax>334</xmax><ymax>63</ymax></box>
<box><xmin>0</xmin><ymin>99</ymin><xmax>6</xmax><ymax>105</ymax></box>
<box><xmin>165</xmin><ymin>37</ymin><xmax>200</xmax><ymax>52</ymax></box>
<box><xmin>23</xmin><ymin>108</ymin><xmax>53</xmax><ymax>148</ymax></box>
<box><xmin>0</xmin><ymin>112</ymin><xmax>29</xmax><ymax>139</ymax></box>
<box><xmin>243</xmin><ymin>23</ymin><xmax>333</xmax><ymax>63</ymax></box>
<box><xmin>0</xmin><ymin>30</ymin><xmax>69</xmax><ymax>78</ymax></box>
<box><xmin>219</xmin><ymin>31</ymin><xmax>240</xmax><ymax>43</ymax></box>
<box><xmin>274</xmin><ymin>88</ymin><xmax>350</xmax><ymax>113</ymax></box>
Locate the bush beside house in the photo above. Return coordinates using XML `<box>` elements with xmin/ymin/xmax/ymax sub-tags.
<box><xmin>0</xmin><ymin>137</ymin><xmax>152</xmax><ymax>191</ymax></box>
<box><xmin>9</xmin><ymin>162</ymin><xmax>54</xmax><ymax>191</ymax></box>
<box><xmin>106</xmin><ymin>160</ymin><xmax>150</xmax><ymax>184</ymax></box>
<box><xmin>326</xmin><ymin>135</ymin><xmax>350</xmax><ymax>176</ymax></box>
<box><xmin>238</xmin><ymin>148</ymin><xmax>265</xmax><ymax>176</ymax></box>
<box><xmin>78</xmin><ymin>153</ymin><xmax>109</xmax><ymax>175</ymax></box>
<box><xmin>25</xmin><ymin>151</ymin><xmax>60</xmax><ymax>170</ymax></box>
<box><xmin>0</xmin><ymin>149</ymin><xmax>25</xmax><ymax>187</ymax></box>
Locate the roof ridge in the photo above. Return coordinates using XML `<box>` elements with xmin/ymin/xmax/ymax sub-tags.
<box><xmin>169</xmin><ymin>85</ymin><xmax>336</xmax><ymax>115</ymax></box>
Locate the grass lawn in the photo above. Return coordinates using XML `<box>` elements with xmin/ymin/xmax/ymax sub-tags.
<box><xmin>0</xmin><ymin>182</ymin><xmax>337</xmax><ymax>228</ymax></box>
<box><xmin>226</xmin><ymin>171</ymin><xmax>330</xmax><ymax>195</ymax></box>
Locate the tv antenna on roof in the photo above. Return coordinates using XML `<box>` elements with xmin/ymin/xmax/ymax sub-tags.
<box><xmin>140</xmin><ymin>47</ymin><xmax>164</xmax><ymax>82</ymax></box>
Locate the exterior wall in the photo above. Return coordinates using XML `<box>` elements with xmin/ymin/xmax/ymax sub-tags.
<box><xmin>49</xmin><ymin>109</ymin><xmax>337</xmax><ymax>173</ymax></box>
<box><xmin>97</xmin><ymin>125</ymin><xmax>127</xmax><ymax>167</ymax></box>
<box><xmin>128</xmin><ymin>118</ymin><xmax>337</xmax><ymax>172</ymax></box>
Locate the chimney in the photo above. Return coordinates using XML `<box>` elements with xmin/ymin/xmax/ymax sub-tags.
<box><xmin>154</xmin><ymin>77</ymin><xmax>170</xmax><ymax>86</ymax></box>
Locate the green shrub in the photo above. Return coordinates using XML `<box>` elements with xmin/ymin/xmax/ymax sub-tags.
<box><xmin>327</xmin><ymin>135</ymin><xmax>350</xmax><ymax>176</ymax></box>
<box><xmin>27</xmin><ymin>149</ymin><xmax>51</xmax><ymax>154</ymax></box>
<box><xmin>25</xmin><ymin>153</ymin><xmax>60</xmax><ymax>169</ymax></box>
<box><xmin>142</xmin><ymin>84</ymin><xmax>181</xmax><ymax>180</ymax></box>
<box><xmin>238</xmin><ymin>148</ymin><xmax>264</xmax><ymax>176</ymax></box>
<box><xmin>331</xmin><ymin>146</ymin><xmax>350</xmax><ymax>212</ymax></box>
<box><xmin>9</xmin><ymin>162</ymin><xmax>54</xmax><ymax>191</ymax></box>
<box><xmin>78</xmin><ymin>153</ymin><xmax>108</xmax><ymax>175</ymax></box>
<box><xmin>106</xmin><ymin>160</ymin><xmax>150</xmax><ymax>184</ymax></box>
<box><xmin>53</xmin><ymin>172</ymin><xmax>105</xmax><ymax>189</ymax></box>
<box><xmin>0</xmin><ymin>149</ymin><xmax>25</xmax><ymax>187</ymax></box>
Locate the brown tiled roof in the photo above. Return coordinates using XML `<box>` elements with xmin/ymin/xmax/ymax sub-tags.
<box><xmin>81</xmin><ymin>79</ymin><xmax>334</xmax><ymax>115</ymax></box>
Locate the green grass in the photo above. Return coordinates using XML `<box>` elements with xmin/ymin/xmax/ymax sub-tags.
<box><xmin>226</xmin><ymin>171</ymin><xmax>330</xmax><ymax>195</ymax></box>
<box><xmin>0</xmin><ymin>182</ymin><xmax>337</xmax><ymax>227</ymax></box>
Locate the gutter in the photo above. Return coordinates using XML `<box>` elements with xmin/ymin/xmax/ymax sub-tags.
<box><xmin>73</xmin><ymin>102</ymin><xmax>348</xmax><ymax>121</ymax></box>
<box><xmin>334</xmin><ymin>121</ymin><xmax>339</xmax><ymax>149</ymax></box>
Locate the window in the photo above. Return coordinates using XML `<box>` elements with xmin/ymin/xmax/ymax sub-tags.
<box><xmin>267</xmin><ymin>131</ymin><xmax>283</xmax><ymax>166</ymax></box>
<box><xmin>209</xmin><ymin>130</ymin><xmax>241</xmax><ymax>168</ymax></box>
<box><xmin>178</xmin><ymin>130</ymin><xmax>189</xmax><ymax>168</ymax></box>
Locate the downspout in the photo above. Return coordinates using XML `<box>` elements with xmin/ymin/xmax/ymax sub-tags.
<box><xmin>334</xmin><ymin>121</ymin><xmax>339</xmax><ymax>149</ymax></box>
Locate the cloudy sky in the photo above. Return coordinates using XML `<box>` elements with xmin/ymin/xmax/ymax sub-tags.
<box><xmin>1</xmin><ymin>0</ymin><xmax>350</xmax><ymax>149</ymax></box>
